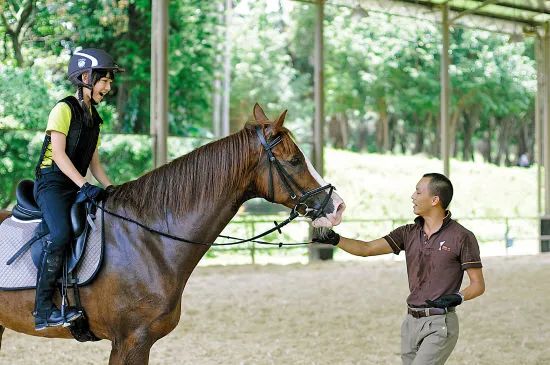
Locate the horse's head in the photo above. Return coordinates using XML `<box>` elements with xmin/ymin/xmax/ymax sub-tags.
<box><xmin>250</xmin><ymin>103</ymin><xmax>345</xmax><ymax>228</ymax></box>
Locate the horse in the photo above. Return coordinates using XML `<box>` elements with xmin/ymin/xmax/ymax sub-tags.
<box><xmin>0</xmin><ymin>104</ymin><xmax>345</xmax><ymax>364</ymax></box>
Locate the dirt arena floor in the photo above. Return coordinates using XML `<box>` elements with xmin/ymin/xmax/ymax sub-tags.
<box><xmin>1</xmin><ymin>254</ymin><xmax>549</xmax><ymax>364</ymax></box>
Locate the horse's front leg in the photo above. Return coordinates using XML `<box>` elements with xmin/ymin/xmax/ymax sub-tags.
<box><xmin>108</xmin><ymin>329</ymin><xmax>154</xmax><ymax>365</ymax></box>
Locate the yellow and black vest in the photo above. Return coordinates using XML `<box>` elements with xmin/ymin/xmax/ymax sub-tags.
<box><xmin>35</xmin><ymin>96</ymin><xmax>102</xmax><ymax>178</ymax></box>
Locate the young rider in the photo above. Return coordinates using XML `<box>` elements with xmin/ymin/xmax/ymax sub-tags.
<box><xmin>32</xmin><ymin>48</ymin><xmax>124</xmax><ymax>330</ymax></box>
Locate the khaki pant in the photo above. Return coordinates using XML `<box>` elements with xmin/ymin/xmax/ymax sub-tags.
<box><xmin>401</xmin><ymin>312</ymin><xmax>459</xmax><ymax>365</ymax></box>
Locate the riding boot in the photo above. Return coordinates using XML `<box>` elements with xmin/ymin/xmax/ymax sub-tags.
<box><xmin>33</xmin><ymin>242</ymin><xmax>81</xmax><ymax>330</ymax></box>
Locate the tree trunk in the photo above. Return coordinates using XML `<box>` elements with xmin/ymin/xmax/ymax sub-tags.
<box><xmin>121</xmin><ymin>1</ymin><xmax>150</xmax><ymax>133</ymax></box>
<box><xmin>496</xmin><ymin>117</ymin><xmax>512</xmax><ymax>166</ymax></box>
<box><xmin>430</xmin><ymin>112</ymin><xmax>440</xmax><ymax>157</ymax></box>
<box><xmin>339</xmin><ymin>113</ymin><xmax>349</xmax><ymax>148</ymax></box>
<box><xmin>462</xmin><ymin>109</ymin><xmax>477</xmax><ymax>161</ymax></box>
<box><xmin>413</xmin><ymin>113</ymin><xmax>426</xmax><ymax>154</ymax></box>
<box><xmin>485</xmin><ymin>117</ymin><xmax>494</xmax><ymax>163</ymax></box>
<box><xmin>328</xmin><ymin>113</ymin><xmax>349</xmax><ymax>149</ymax></box>
<box><xmin>449</xmin><ymin>108</ymin><xmax>461</xmax><ymax>158</ymax></box>
<box><xmin>0</xmin><ymin>0</ymin><xmax>35</xmax><ymax>67</ymax></box>
<box><xmin>357</xmin><ymin>121</ymin><xmax>368</xmax><ymax>151</ymax></box>
<box><xmin>376</xmin><ymin>98</ymin><xmax>389</xmax><ymax>153</ymax></box>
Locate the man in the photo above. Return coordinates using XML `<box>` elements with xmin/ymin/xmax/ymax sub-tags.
<box><xmin>314</xmin><ymin>173</ymin><xmax>485</xmax><ymax>365</ymax></box>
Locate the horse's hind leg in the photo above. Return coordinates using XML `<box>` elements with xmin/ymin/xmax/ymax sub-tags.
<box><xmin>0</xmin><ymin>325</ymin><xmax>4</xmax><ymax>351</ymax></box>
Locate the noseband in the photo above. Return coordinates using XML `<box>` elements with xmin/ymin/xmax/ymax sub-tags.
<box><xmin>255</xmin><ymin>126</ymin><xmax>334</xmax><ymax>220</ymax></box>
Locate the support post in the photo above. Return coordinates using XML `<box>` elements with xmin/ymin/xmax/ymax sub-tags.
<box><xmin>309</xmin><ymin>0</ymin><xmax>332</xmax><ymax>261</ymax></box>
<box><xmin>544</xmin><ymin>23</ymin><xmax>550</xmax><ymax>216</ymax></box>
<box><xmin>151</xmin><ymin>0</ymin><xmax>168</xmax><ymax>167</ymax></box>
<box><xmin>221</xmin><ymin>0</ymin><xmax>232</xmax><ymax>137</ymax></box>
<box><xmin>541</xmin><ymin>23</ymin><xmax>550</xmax><ymax>252</ymax></box>
<box><xmin>440</xmin><ymin>3</ymin><xmax>450</xmax><ymax>177</ymax></box>
<box><xmin>536</xmin><ymin>33</ymin><xmax>543</xmax><ymax>215</ymax></box>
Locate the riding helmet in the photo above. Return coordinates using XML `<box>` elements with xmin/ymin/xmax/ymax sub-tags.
<box><xmin>67</xmin><ymin>48</ymin><xmax>125</xmax><ymax>88</ymax></box>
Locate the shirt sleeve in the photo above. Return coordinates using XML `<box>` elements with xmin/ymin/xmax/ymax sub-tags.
<box><xmin>460</xmin><ymin>230</ymin><xmax>483</xmax><ymax>270</ymax></box>
<box><xmin>45</xmin><ymin>102</ymin><xmax>71</xmax><ymax>136</ymax></box>
<box><xmin>383</xmin><ymin>224</ymin><xmax>413</xmax><ymax>255</ymax></box>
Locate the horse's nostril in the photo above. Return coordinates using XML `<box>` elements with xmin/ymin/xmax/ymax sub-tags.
<box><xmin>336</xmin><ymin>202</ymin><xmax>346</xmax><ymax>214</ymax></box>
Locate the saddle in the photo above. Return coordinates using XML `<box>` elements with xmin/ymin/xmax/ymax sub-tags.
<box><xmin>4</xmin><ymin>179</ymin><xmax>102</xmax><ymax>342</ymax></box>
<box><xmin>9</xmin><ymin>179</ymin><xmax>93</xmax><ymax>273</ymax></box>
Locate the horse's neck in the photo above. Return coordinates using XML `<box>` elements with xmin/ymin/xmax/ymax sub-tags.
<box><xmin>166</xmin><ymin>195</ymin><xmax>244</xmax><ymax>245</ymax></box>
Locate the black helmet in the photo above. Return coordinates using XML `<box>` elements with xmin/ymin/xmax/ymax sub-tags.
<box><xmin>67</xmin><ymin>48</ymin><xmax>125</xmax><ymax>88</ymax></box>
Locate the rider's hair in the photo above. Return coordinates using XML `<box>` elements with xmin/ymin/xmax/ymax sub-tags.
<box><xmin>77</xmin><ymin>70</ymin><xmax>114</xmax><ymax>127</ymax></box>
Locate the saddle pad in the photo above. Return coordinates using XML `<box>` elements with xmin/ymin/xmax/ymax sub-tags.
<box><xmin>0</xmin><ymin>216</ymin><xmax>103</xmax><ymax>290</ymax></box>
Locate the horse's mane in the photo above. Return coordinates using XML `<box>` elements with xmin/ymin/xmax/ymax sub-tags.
<box><xmin>109</xmin><ymin>121</ymin><xmax>295</xmax><ymax>218</ymax></box>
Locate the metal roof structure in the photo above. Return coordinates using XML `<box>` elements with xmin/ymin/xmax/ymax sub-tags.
<box><xmin>301</xmin><ymin>0</ymin><xmax>550</xmax><ymax>35</ymax></box>
<box><xmin>398</xmin><ymin>0</ymin><xmax>550</xmax><ymax>25</ymax></box>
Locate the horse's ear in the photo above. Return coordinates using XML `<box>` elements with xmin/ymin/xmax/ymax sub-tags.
<box><xmin>271</xmin><ymin>110</ymin><xmax>287</xmax><ymax>135</ymax></box>
<box><xmin>253</xmin><ymin>103</ymin><xmax>269</xmax><ymax>122</ymax></box>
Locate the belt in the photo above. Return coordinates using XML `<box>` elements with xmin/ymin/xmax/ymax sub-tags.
<box><xmin>39</xmin><ymin>166</ymin><xmax>57</xmax><ymax>174</ymax></box>
<box><xmin>407</xmin><ymin>307</ymin><xmax>455</xmax><ymax>319</ymax></box>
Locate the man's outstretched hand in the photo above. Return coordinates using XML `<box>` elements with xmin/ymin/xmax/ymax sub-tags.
<box><xmin>425</xmin><ymin>293</ymin><xmax>464</xmax><ymax>308</ymax></box>
<box><xmin>312</xmin><ymin>229</ymin><xmax>340</xmax><ymax>246</ymax></box>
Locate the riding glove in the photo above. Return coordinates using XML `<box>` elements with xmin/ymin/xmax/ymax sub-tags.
<box><xmin>80</xmin><ymin>183</ymin><xmax>106</xmax><ymax>201</ymax></box>
<box><xmin>105</xmin><ymin>185</ymin><xmax>117</xmax><ymax>195</ymax></box>
<box><xmin>312</xmin><ymin>229</ymin><xmax>340</xmax><ymax>246</ymax></box>
<box><xmin>425</xmin><ymin>293</ymin><xmax>464</xmax><ymax>308</ymax></box>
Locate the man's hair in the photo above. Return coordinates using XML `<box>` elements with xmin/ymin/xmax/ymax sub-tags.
<box><xmin>423</xmin><ymin>173</ymin><xmax>453</xmax><ymax>209</ymax></box>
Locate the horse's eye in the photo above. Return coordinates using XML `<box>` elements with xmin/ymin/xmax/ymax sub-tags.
<box><xmin>289</xmin><ymin>157</ymin><xmax>301</xmax><ymax>166</ymax></box>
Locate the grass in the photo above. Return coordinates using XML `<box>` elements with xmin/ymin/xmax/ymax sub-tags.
<box><xmin>323</xmin><ymin>148</ymin><xmax>539</xmax><ymax>219</ymax></box>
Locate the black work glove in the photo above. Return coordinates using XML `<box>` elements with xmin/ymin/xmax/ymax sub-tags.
<box><xmin>105</xmin><ymin>185</ymin><xmax>117</xmax><ymax>195</ymax></box>
<box><xmin>312</xmin><ymin>229</ymin><xmax>340</xmax><ymax>246</ymax></box>
<box><xmin>425</xmin><ymin>293</ymin><xmax>464</xmax><ymax>308</ymax></box>
<box><xmin>80</xmin><ymin>183</ymin><xmax>106</xmax><ymax>202</ymax></box>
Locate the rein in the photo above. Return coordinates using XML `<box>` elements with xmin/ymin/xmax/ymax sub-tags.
<box><xmin>95</xmin><ymin>200</ymin><xmax>308</xmax><ymax>247</ymax></box>
<box><xmin>92</xmin><ymin>126</ymin><xmax>335</xmax><ymax>247</ymax></box>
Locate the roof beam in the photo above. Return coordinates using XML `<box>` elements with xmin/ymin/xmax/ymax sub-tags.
<box><xmin>468</xmin><ymin>1</ymin><xmax>550</xmax><ymax>15</ymax></box>
<box><xmin>450</xmin><ymin>0</ymin><xmax>499</xmax><ymax>23</ymax></box>
<box><xmin>396</xmin><ymin>0</ymin><xmax>540</xmax><ymax>25</ymax></box>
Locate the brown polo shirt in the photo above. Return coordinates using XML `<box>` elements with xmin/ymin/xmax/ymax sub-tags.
<box><xmin>383</xmin><ymin>211</ymin><xmax>482</xmax><ymax>307</ymax></box>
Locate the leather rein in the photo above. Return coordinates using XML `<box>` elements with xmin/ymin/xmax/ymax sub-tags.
<box><xmin>93</xmin><ymin>126</ymin><xmax>335</xmax><ymax>247</ymax></box>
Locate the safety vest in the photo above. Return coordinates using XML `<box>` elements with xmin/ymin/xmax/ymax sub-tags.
<box><xmin>35</xmin><ymin>96</ymin><xmax>102</xmax><ymax>178</ymax></box>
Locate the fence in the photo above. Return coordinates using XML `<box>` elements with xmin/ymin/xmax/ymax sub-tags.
<box><xmin>204</xmin><ymin>215</ymin><xmax>542</xmax><ymax>265</ymax></box>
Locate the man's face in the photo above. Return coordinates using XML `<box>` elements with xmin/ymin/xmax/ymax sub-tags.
<box><xmin>411</xmin><ymin>177</ymin><xmax>436</xmax><ymax>215</ymax></box>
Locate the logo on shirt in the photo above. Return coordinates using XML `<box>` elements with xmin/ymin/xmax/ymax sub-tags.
<box><xmin>438</xmin><ymin>241</ymin><xmax>451</xmax><ymax>252</ymax></box>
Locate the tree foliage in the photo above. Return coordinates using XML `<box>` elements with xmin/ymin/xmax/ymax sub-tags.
<box><xmin>0</xmin><ymin>0</ymin><xmax>539</xmax><ymax>208</ymax></box>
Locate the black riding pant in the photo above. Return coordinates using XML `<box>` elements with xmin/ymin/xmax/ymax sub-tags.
<box><xmin>33</xmin><ymin>172</ymin><xmax>79</xmax><ymax>255</ymax></box>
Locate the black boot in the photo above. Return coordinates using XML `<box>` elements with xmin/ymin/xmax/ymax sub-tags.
<box><xmin>34</xmin><ymin>244</ymin><xmax>81</xmax><ymax>330</ymax></box>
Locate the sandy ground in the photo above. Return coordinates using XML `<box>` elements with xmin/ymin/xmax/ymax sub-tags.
<box><xmin>1</xmin><ymin>254</ymin><xmax>549</xmax><ymax>365</ymax></box>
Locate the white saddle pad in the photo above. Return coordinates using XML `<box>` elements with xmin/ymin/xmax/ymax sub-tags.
<box><xmin>0</xmin><ymin>215</ymin><xmax>103</xmax><ymax>290</ymax></box>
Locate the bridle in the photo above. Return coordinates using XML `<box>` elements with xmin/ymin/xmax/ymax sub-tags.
<box><xmin>255</xmin><ymin>126</ymin><xmax>334</xmax><ymax>220</ymax></box>
<box><xmin>88</xmin><ymin>126</ymin><xmax>337</xmax><ymax>247</ymax></box>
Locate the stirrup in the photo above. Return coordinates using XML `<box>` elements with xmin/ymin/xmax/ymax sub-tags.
<box><xmin>62</xmin><ymin>308</ymin><xmax>83</xmax><ymax>327</ymax></box>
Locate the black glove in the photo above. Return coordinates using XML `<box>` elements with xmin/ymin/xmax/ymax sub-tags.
<box><xmin>80</xmin><ymin>183</ymin><xmax>106</xmax><ymax>201</ymax></box>
<box><xmin>105</xmin><ymin>185</ymin><xmax>117</xmax><ymax>195</ymax></box>
<box><xmin>312</xmin><ymin>229</ymin><xmax>340</xmax><ymax>246</ymax></box>
<box><xmin>425</xmin><ymin>293</ymin><xmax>463</xmax><ymax>308</ymax></box>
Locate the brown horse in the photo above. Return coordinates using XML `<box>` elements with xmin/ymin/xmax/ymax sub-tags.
<box><xmin>0</xmin><ymin>104</ymin><xmax>345</xmax><ymax>364</ymax></box>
